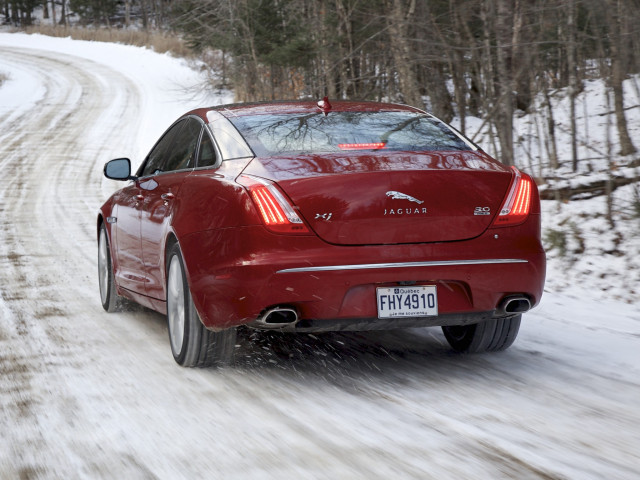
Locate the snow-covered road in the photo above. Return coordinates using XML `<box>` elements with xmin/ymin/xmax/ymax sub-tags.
<box><xmin>0</xmin><ymin>33</ymin><xmax>639</xmax><ymax>479</ymax></box>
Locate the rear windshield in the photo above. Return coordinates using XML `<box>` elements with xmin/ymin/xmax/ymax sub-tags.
<box><xmin>227</xmin><ymin>111</ymin><xmax>472</xmax><ymax>156</ymax></box>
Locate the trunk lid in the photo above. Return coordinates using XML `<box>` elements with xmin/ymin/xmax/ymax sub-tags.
<box><xmin>242</xmin><ymin>151</ymin><xmax>512</xmax><ymax>245</ymax></box>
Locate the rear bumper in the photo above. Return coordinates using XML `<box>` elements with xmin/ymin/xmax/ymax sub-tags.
<box><xmin>180</xmin><ymin>216</ymin><xmax>545</xmax><ymax>330</ymax></box>
<box><xmin>255</xmin><ymin>310</ymin><xmax>514</xmax><ymax>333</ymax></box>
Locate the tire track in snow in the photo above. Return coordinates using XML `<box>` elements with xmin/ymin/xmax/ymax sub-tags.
<box><xmin>0</xmin><ymin>47</ymin><xmax>140</xmax><ymax>324</ymax></box>
<box><xmin>0</xmin><ymin>47</ymin><xmax>152</xmax><ymax>477</ymax></box>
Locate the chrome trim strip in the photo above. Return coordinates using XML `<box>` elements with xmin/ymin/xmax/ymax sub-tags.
<box><xmin>276</xmin><ymin>258</ymin><xmax>528</xmax><ymax>274</ymax></box>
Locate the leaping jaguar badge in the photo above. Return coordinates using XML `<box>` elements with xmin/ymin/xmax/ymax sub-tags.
<box><xmin>386</xmin><ymin>191</ymin><xmax>424</xmax><ymax>205</ymax></box>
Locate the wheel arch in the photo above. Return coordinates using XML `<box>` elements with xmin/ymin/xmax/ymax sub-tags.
<box><xmin>97</xmin><ymin>214</ymin><xmax>116</xmax><ymax>270</ymax></box>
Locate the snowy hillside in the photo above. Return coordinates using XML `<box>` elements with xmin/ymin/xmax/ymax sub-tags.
<box><xmin>523</xmin><ymin>77</ymin><xmax>640</xmax><ymax>303</ymax></box>
<box><xmin>453</xmin><ymin>74</ymin><xmax>640</xmax><ymax>303</ymax></box>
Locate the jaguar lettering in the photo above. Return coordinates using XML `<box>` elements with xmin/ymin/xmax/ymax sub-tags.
<box><xmin>384</xmin><ymin>207</ymin><xmax>428</xmax><ymax>216</ymax></box>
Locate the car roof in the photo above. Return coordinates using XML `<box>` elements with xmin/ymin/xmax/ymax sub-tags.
<box><xmin>186</xmin><ymin>100</ymin><xmax>423</xmax><ymax>121</ymax></box>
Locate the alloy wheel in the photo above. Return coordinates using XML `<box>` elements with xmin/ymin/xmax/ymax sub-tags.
<box><xmin>167</xmin><ymin>255</ymin><xmax>186</xmax><ymax>354</ymax></box>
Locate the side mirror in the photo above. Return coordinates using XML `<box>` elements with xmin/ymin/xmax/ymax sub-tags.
<box><xmin>104</xmin><ymin>158</ymin><xmax>135</xmax><ymax>181</ymax></box>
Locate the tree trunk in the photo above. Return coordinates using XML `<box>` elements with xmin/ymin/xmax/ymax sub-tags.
<box><xmin>542</xmin><ymin>76</ymin><xmax>559</xmax><ymax>170</ymax></box>
<box><xmin>51</xmin><ymin>0</ymin><xmax>56</xmax><ymax>26</ymax></box>
<box><xmin>427</xmin><ymin>63</ymin><xmax>454</xmax><ymax>122</ymax></box>
<box><xmin>140</xmin><ymin>0</ymin><xmax>148</xmax><ymax>29</ymax></box>
<box><xmin>567</xmin><ymin>0</ymin><xmax>580</xmax><ymax>171</ymax></box>
<box><xmin>386</xmin><ymin>0</ymin><xmax>422</xmax><ymax>108</ymax></box>
<box><xmin>495</xmin><ymin>0</ymin><xmax>515</xmax><ymax>165</ymax></box>
<box><xmin>605</xmin><ymin>82</ymin><xmax>616</xmax><ymax>228</ymax></box>
<box><xmin>336</xmin><ymin>0</ymin><xmax>357</xmax><ymax>98</ymax></box>
<box><xmin>608</xmin><ymin>0</ymin><xmax>637</xmax><ymax>156</ymax></box>
<box><xmin>315</xmin><ymin>0</ymin><xmax>337</xmax><ymax>99</ymax></box>
<box><xmin>125</xmin><ymin>0</ymin><xmax>131</xmax><ymax>27</ymax></box>
<box><xmin>60</xmin><ymin>0</ymin><xmax>67</xmax><ymax>26</ymax></box>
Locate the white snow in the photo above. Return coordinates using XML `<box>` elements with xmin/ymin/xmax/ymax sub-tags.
<box><xmin>0</xmin><ymin>31</ymin><xmax>232</xmax><ymax>162</ymax></box>
<box><xmin>0</xmin><ymin>32</ymin><xmax>639</xmax><ymax>479</ymax></box>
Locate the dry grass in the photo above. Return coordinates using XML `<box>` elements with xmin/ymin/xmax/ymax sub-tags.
<box><xmin>22</xmin><ymin>25</ymin><xmax>192</xmax><ymax>57</ymax></box>
<box><xmin>0</xmin><ymin>72</ymin><xmax>8</xmax><ymax>87</ymax></box>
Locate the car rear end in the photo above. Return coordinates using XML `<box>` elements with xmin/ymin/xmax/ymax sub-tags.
<box><xmin>187</xmin><ymin>102</ymin><xmax>545</xmax><ymax>333</ymax></box>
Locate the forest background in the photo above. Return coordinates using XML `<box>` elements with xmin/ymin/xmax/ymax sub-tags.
<box><xmin>5</xmin><ymin>1</ymin><xmax>640</xmax><ymax>167</ymax></box>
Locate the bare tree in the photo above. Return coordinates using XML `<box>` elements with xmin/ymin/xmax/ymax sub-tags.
<box><xmin>386</xmin><ymin>0</ymin><xmax>422</xmax><ymax>108</ymax></box>
<box><xmin>494</xmin><ymin>0</ymin><xmax>517</xmax><ymax>165</ymax></box>
<box><xmin>566</xmin><ymin>0</ymin><xmax>580</xmax><ymax>171</ymax></box>
<box><xmin>607</xmin><ymin>0</ymin><xmax>637</xmax><ymax>156</ymax></box>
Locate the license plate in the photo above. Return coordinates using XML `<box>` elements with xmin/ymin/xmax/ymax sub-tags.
<box><xmin>376</xmin><ymin>286</ymin><xmax>438</xmax><ymax>319</ymax></box>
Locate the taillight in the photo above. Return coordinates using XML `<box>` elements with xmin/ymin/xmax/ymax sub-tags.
<box><xmin>492</xmin><ymin>167</ymin><xmax>533</xmax><ymax>227</ymax></box>
<box><xmin>238</xmin><ymin>175</ymin><xmax>310</xmax><ymax>234</ymax></box>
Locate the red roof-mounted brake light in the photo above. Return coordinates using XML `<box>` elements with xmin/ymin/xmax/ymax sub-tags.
<box><xmin>337</xmin><ymin>142</ymin><xmax>387</xmax><ymax>151</ymax></box>
<box><xmin>492</xmin><ymin>167</ymin><xmax>533</xmax><ymax>227</ymax></box>
<box><xmin>238</xmin><ymin>175</ymin><xmax>310</xmax><ymax>234</ymax></box>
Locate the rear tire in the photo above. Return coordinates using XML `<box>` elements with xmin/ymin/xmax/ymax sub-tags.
<box><xmin>166</xmin><ymin>244</ymin><xmax>236</xmax><ymax>367</ymax></box>
<box><xmin>442</xmin><ymin>315</ymin><xmax>521</xmax><ymax>353</ymax></box>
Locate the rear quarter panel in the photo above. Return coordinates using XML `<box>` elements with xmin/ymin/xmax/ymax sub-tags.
<box><xmin>170</xmin><ymin>159</ymin><xmax>257</xmax><ymax>237</ymax></box>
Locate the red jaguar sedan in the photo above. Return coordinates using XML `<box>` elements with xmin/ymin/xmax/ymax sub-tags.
<box><xmin>98</xmin><ymin>99</ymin><xmax>545</xmax><ymax>367</ymax></box>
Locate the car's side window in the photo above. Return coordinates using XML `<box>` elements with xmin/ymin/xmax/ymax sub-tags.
<box><xmin>140</xmin><ymin>120</ymin><xmax>186</xmax><ymax>177</ymax></box>
<box><xmin>160</xmin><ymin>117</ymin><xmax>202</xmax><ymax>173</ymax></box>
<box><xmin>197</xmin><ymin>130</ymin><xmax>218</xmax><ymax>168</ymax></box>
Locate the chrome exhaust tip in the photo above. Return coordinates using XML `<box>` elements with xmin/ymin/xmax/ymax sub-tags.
<box><xmin>498</xmin><ymin>296</ymin><xmax>531</xmax><ymax>315</ymax></box>
<box><xmin>253</xmin><ymin>307</ymin><xmax>299</xmax><ymax>329</ymax></box>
